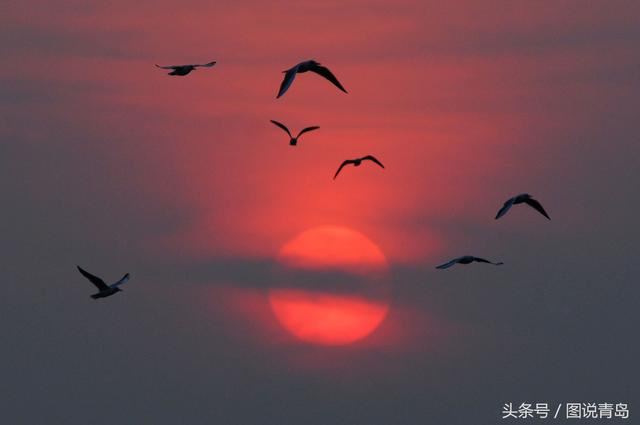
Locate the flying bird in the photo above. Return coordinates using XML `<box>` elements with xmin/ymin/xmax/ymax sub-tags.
<box><xmin>270</xmin><ymin>120</ymin><xmax>320</xmax><ymax>146</ymax></box>
<box><xmin>495</xmin><ymin>193</ymin><xmax>550</xmax><ymax>220</ymax></box>
<box><xmin>77</xmin><ymin>266</ymin><xmax>130</xmax><ymax>299</ymax></box>
<box><xmin>436</xmin><ymin>256</ymin><xmax>504</xmax><ymax>270</ymax></box>
<box><xmin>155</xmin><ymin>60</ymin><xmax>216</xmax><ymax>76</ymax></box>
<box><xmin>333</xmin><ymin>155</ymin><xmax>385</xmax><ymax>179</ymax></box>
<box><xmin>277</xmin><ymin>60</ymin><xmax>347</xmax><ymax>98</ymax></box>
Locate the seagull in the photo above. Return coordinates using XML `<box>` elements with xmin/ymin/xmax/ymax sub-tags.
<box><xmin>334</xmin><ymin>155</ymin><xmax>385</xmax><ymax>179</ymax></box>
<box><xmin>270</xmin><ymin>120</ymin><xmax>320</xmax><ymax>146</ymax></box>
<box><xmin>495</xmin><ymin>193</ymin><xmax>550</xmax><ymax>220</ymax></box>
<box><xmin>77</xmin><ymin>266</ymin><xmax>130</xmax><ymax>299</ymax></box>
<box><xmin>155</xmin><ymin>60</ymin><xmax>216</xmax><ymax>76</ymax></box>
<box><xmin>436</xmin><ymin>256</ymin><xmax>504</xmax><ymax>269</ymax></box>
<box><xmin>277</xmin><ymin>60</ymin><xmax>347</xmax><ymax>98</ymax></box>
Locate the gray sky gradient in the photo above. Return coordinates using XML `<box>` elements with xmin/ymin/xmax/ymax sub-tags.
<box><xmin>2</xmin><ymin>1</ymin><xmax>639</xmax><ymax>423</ymax></box>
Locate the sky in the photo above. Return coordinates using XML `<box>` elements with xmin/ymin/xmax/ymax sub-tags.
<box><xmin>1</xmin><ymin>0</ymin><xmax>639</xmax><ymax>423</ymax></box>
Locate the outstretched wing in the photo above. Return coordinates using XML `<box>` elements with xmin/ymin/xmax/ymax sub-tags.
<box><xmin>362</xmin><ymin>155</ymin><xmax>385</xmax><ymax>169</ymax></box>
<box><xmin>270</xmin><ymin>120</ymin><xmax>292</xmax><ymax>137</ymax></box>
<box><xmin>495</xmin><ymin>197</ymin><xmax>515</xmax><ymax>219</ymax></box>
<box><xmin>277</xmin><ymin>66</ymin><xmax>299</xmax><ymax>98</ymax></box>
<box><xmin>473</xmin><ymin>257</ymin><xmax>504</xmax><ymax>266</ymax></box>
<box><xmin>156</xmin><ymin>64</ymin><xmax>191</xmax><ymax>69</ymax></box>
<box><xmin>524</xmin><ymin>198</ymin><xmax>551</xmax><ymax>220</ymax></box>
<box><xmin>111</xmin><ymin>273</ymin><xmax>130</xmax><ymax>288</ymax></box>
<box><xmin>333</xmin><ymin>160</ymin><xmax>354</xmax><ymax>180</ymax></box>
<box><xmin>194</xmin><ymin>61</ymin><xmax>216</xmax><ymax>68</ymax></box>
<box><xmin>436</xmin><ymin>258</ymin><xmax>460</xmax><ymax>269</ymax></box>
<box><xmin>308</xmin><ymin>63</ymin><xmax>348</xmax><ymax>93</ymax></box>
<box><xmin>77</xmin><ymin>266</ymin><xmax>109</xmax><ymax>290</ymax></box>
<box><xmin>296</xmin><ymin>126</ymin><xmax>320</xmax><ymax>138</ymax></box>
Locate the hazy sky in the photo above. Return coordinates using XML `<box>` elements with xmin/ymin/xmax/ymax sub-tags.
<box><xmin>2</xmin><ymin>1</ymin><xmax>639</xmax><ymax>423</ymax></box>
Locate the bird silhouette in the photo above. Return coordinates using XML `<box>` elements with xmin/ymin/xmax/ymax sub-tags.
<box><xmin>436</xmin><ymin>256</ymin><xmax>504</xmax><ymax>269</ymax></box>
<box><xmin>334</xmin><ymin>155</ymin><xmax>385</xmax><ymax>179</ymax></box>
<box><xmin>77</xmin><ymin>266</ymin><xmax>130</xmax><ymax>299</ymax></box>
<box><xmin>270</xmin><ymin>120</ymin><xmax>320</xmax><ymax>146</ymax></box>
<box><xmin>155</xmin><ymin>60</ymin><xmax>216</xmax><ymax>76</ymax></box>
<box><xmin>495</xmin><ymin>193</ymin><xmax>550</xmax><ymax>220</ymax></box>
<box><xmin>277</xmin><ymin>60</ymin><xmax>347</xmax><ymax>98</ymax></box>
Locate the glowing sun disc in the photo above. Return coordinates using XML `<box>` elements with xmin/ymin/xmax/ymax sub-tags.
<box><xmin>269</xmin><ymin>289</ymin><xmax>389</xmax><ymax>345</ymax></box>
<box><xmin>269</xmin><ymin>226</ymin><xmax>390</xmax><ymax>346</ymax></box>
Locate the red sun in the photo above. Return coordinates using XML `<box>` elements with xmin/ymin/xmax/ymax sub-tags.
<box><xmin>269</xmin><ymin>226</ymin><xmax>390</xmax><ymax>346</ymax></box>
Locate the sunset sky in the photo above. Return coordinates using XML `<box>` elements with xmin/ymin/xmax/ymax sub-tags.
<box><xmin>2</xmin><ymin>1</ymin><xmax>639</xmax><ymax>423</ymax></box>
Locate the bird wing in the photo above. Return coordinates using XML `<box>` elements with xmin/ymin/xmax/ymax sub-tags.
<box><xmin>524</xmin><ymin>197</ymin><xmax>551</xmax><ymax>220</ymax></box>
<box><xmin>296</xmin><ymin>126</ymin><xmax>320</xmax><ymax>138</ymax></box>
<box><xmin>472</xmin><ymin>257</ymin><xmax>491</xmax><ymax>264</ymax></box>
<box><xmin>155</xmin><ymin>64</ymin><xmax>179</xmax><ymax>70</ymax></box>
<box><xmin>308</xmin><ymin>63</ymin><xmax>348</xmax><ymax>93</ymax></box>
<box><xmin>362</xmin><ymin>155</ymin><xmax>385</xmax><ymax>169</ymax></box>
<box><xmin>277</xmin><ymin>66</ymin><xmax>299</xmax><ymax>98</ymax></box>
<box><xmin>436</xmin><ymin>258</ymin><xmax>460</xmax><ymax>269</ymax></box>
<box><xmin>473</xmin><ymin>257</ymin><xmax>504</xmax><ymax>266</ymax></box>
<box><xmin>111</xmin><ymin>273</ymin><xmax>130</xmax><ymax>288</ymax></box>
<box><xmin>194</xmin><ymin>61</ymin><xmax>216</xmax><ymax>68</ymax></box>
<box><xmin>333</xmin><ymin>160</ymin><xmax>354</xmax><ymax>179</ymax></box>
<box><xmin>495</xmin><ymin>197</ymin><xmax>515</xmax><ymax>219</ymax></box>
<box><xmin>270</xmin><ymin>120</ymin><xmax>292</xmax><ymax>137</ymax></box>
<box><xmin>77</xmin><ymin>266</ymin><xmax>109</xmax><ymax>290</ymax></box>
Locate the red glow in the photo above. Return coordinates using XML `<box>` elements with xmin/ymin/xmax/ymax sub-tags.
<box><xmin>278</xmin><ymin>225</ymin><xmax>387</xmax><ymax>272</ymax></box>
<box><xmin>269</xmin><ymin>226</ymin><xmax>389</xmax><ymax>346</ymax></box>
<box><xmin>269</xmin><ymin>290</ymin><xmax>388</xmax><ymax>346</ymax></box>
